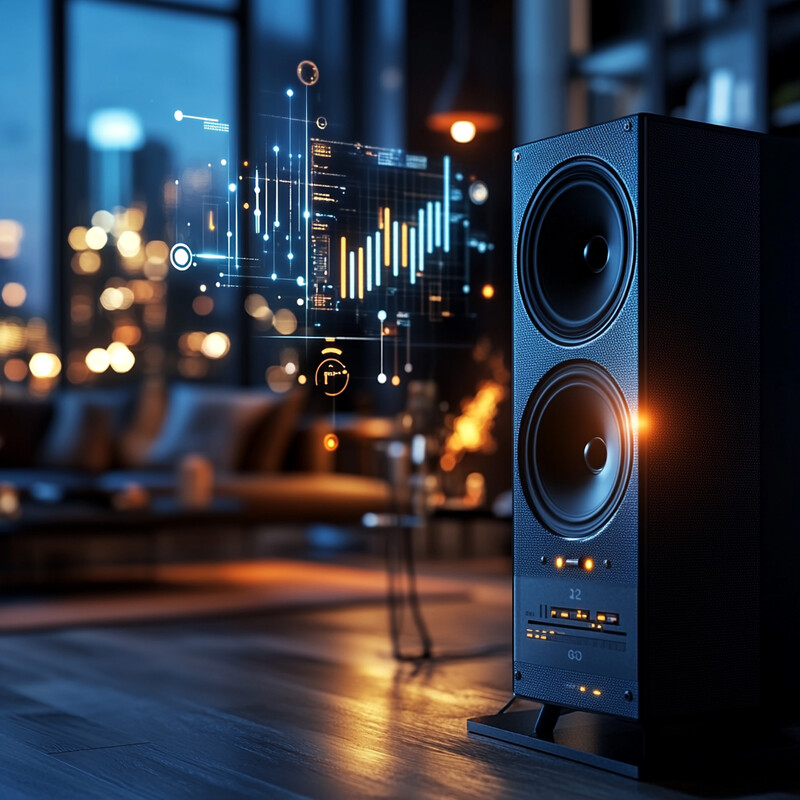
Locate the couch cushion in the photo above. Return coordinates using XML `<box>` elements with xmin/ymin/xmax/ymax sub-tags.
<box><xmin>0</xmin><ymin>397</ymin><xmax>53</xmax><ymax>468</ymax></box>
<box><xmin>240</xmin><ymin>388</ymin><xmax>306</xmax><ymax>473</ymax></box>
<box><xmin>142</xmin><ymin>384</ymin><xmax>285</xmax><ymax>472</ymax></box>
<box><xmin>37</xmin><ymin>388</ymin><xmax>138</xmax><ymax>473</ymax></box>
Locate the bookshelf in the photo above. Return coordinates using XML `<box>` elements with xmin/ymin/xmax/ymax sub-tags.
<box><xmin>565</xmin><ymin>0</ymin><xmax>800</xmax><ymax>137</ymax></box>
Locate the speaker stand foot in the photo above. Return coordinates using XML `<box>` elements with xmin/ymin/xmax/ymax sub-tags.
<box><xmin>468</xmin><ymin>704</ymin><xmax>800</xmax><ymax>781</ymax></box>
<box><xmin>467</xmin><ymin>704</ymin><xmax>645</xmax><ymax>779</ymax></box>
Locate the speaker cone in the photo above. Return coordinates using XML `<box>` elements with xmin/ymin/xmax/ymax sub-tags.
<box><xmin>518</xmin><ymin>159</ymin><xmax>635</xmax><ymax>345</ymax></box>
<box><xmin>519</xmin><ymin>360</ymin><xmax>632</xmax><ymax>538</ymax></box>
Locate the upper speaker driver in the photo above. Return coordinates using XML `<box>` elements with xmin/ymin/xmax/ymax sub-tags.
<box><xmin>518</xmin><ymin>158</ymin><xmax>635</xmax><ymax>345</ymax></box>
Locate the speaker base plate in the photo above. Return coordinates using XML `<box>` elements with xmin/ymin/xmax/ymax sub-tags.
<box><xmin>467</xmin><ymin>704</ymin><xmax>800</xmax><ymax>781</ymax></box>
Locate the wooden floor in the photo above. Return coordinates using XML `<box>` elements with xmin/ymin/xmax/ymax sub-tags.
<box><xmin>0</xmin><ymin>560</ymin><xmax>798</xmax><ymax>800</ymax></box>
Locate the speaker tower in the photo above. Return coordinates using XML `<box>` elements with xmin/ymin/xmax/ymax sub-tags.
<box><xmin>503</xmin><ymin>115</ymin><xmax>800</xmax><ymax>739</ymax></box>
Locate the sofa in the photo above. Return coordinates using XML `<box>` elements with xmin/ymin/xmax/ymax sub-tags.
<box><xmin>0</xmin><ymin>382</ymin><xmax>394</xmax><ymax>526</ymax></box>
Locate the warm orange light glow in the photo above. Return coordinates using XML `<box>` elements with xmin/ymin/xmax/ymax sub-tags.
<box><xmin>323</xmin><ymin>433</ymin><xmax>339</xmax><ymax>452</ymax></box>
<box><xmin>401</xmin><ymin>222</ymin><xmax>408</xmax><ymax>267</ymax></box>
<box><xmin>440</xmin><ymin>453</ymin><xmax>457</xmax><ymax>472</ymax></box>
<box><xmin>482</xmin><ymin>284</ymin><xmax>495</xmax><ymax>299</ymax></box>
<box><xmin>4</xmin><ymin>358</ymin><xmax>27</xmax><ymax>382</ymax></box>
<box><xmin>297</xmin><ymin>374</ymin><xmax>307</xmax><ymax>385</ymax></box>
<box><xmin>579</xmin><ymin>686</ymin><xmax>587</xmax><ymax>693</ymax></box>
<box><xmin>208</xmin><ymin>210</ymin><xmax>215</xmax><ymax>231</ymax></box>
<box><xmin>593</xmin><ymin>689</ymin><xmax>602</xmax><ymax>696</ymax></box>
<box><xmin>631</xmin><ymin>411</ymin><xmax>650</xmax><ymax>434</ymax></box>
<box><xmin>555</xmin><ymin>556</ymin><xmax>565</xmax><ymax>569</ymax></box>
<box><xmin>85</xmin><ymin>348</ymin><xmax>110</xmax><ymax>374</ymax></box>
<box><xmin>391</xmin><ymin>375</ymin><xmax>400</xmax><ymax>386</ymax></box>
<box><xmin>583</xmin><ymin>557</ymin><xmax>594</xmax><ymax>572</ymax></box>
<box><xmin>2</xmin><ymin>282</ymin><xmax>27</xmax><ymax>307</ymax></box>
<box><xmin>201</xmin><ymin>332</ymin><xmax>231</xmax><ymax>359</ymax></box>
<box><xmin>450</xmin><ymin>120</ymin><xmax>477</xmax><ymax>143</ymax></box>
<box><xmin>117</xmin><ymin>230</ymin><xmax>141</xmax><ymax>258</ymax></box>
<box><xmin>85</xmin><ymin>226</ymin><xmax>108</xmax><ymax>250</ymax></box>
<box><xmin>29</xmin><ymin>352</ymin><xmax>61</xmax><ymax>379</ymax></box>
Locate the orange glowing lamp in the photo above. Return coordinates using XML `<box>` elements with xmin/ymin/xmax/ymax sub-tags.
<box><xmin>323</xmin><ymin>433</ymin><xmax>339</xmax><ymax>452</ymax></box>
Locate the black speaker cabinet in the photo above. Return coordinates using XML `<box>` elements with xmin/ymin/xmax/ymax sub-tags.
<box><xmin>512</xmin><ymin>114</ymin><xmax>800</xmax><ymax>723</ymax></box>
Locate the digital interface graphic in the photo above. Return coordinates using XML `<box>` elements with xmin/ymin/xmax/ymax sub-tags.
<box><xmin>169</xmin><ymin>61</ymin><xmax>493</xmax><ymax>404</ymax></box>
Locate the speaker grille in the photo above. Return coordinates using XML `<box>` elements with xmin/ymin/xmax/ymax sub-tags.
<box><xmin>517</xmin><ymin>159</ymin><xmax>635</xmax><ymax>346</ymax></box>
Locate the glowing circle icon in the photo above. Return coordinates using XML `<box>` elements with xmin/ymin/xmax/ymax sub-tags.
<box><xmin>170</xmin><ymin>243</ymin><xmax>193</xmax><ymax>271</ymax></box>
<box><xmin>316</xmin><ymin>116</ymin><xmax>328</xmax><ymax>130</ymax></box>
<box><xmin>297</xmin><ymin>60</ymin><xmax>319</xmax><ymax>86</ymax></box>
<box><xmin>315</xmin><ymin>357</ymin><xmax>349</xmax><ymax>397</ymax></box>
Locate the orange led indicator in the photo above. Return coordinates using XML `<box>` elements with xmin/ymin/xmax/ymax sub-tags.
<box><xmin>555</xmin><ymin>556</ymin><xmax>565</xmax><ymax>569</ymax></box>
<box><xmin>323</xmin><ymin>433</ymin><xmax>339</xmax><ymax>452</ymax></box>
<box><xmin>592</xmin><ymin>689</ymin><xmax>602</xmax><ymax>696</ymax></box>
<box><xmin>579</xmin><ymin>686</ymin><xmax>587</xmax><ymax>693</ymax></box>
<box><xmin>583</xmin><ymin>557</ymin><xmax>594</xmax><ymax>571</ymax></box>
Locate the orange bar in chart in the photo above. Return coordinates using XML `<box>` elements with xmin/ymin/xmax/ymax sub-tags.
<box><xmin>401</xmin><ymin>222</ymin><xmax>408</xmax><ymax>267</ymax></box>
<box><xmin>383</xmin><ymin>207</ymin><xmax>391</xmax><ymax>266</ymax></box>
<box><xmin>340</xmin><ymin>236</ymin><xmax>347</xmax><ymax>299</ymax></box>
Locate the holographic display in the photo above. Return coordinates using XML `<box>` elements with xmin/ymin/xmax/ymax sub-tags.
<box><xmin>169</xmin><ymin>62</ymin><xmax>493</xmax><ymax>400</ymax></box>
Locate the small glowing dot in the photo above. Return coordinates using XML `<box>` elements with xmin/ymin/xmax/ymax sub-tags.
<box><xmin>221</xmin><ymin>158</ymin><xmax>227</xmax><ymax>166</ymax></box>
<box><xmin>263</xmin><ymin>234</ymin><xmax>270</xmax><ymax>241</ymax></box>
<box><xmin>271</xmin><ymin>273</ymin><xmax>277</xmax><ymax>280</ymax></box>
<box><xmin>273</xmin><ymin>145</ymin><xmax>280</xmax><ymax>153</ymax></box>
<box><xmin>404</xmin><ymin>363</ymin><xmax>412</xmax><ymax>373</ymax></box>
<box><xmin>174</xmin><ymin>110</ymin><xmax>184</xmax><ymax>121</ymax></box>
<box><xmin>377</xmin><ymin>310</ymin><xmax>387</xmax><ymax>321</ymax></box>
<box><xmin>580</xmin><ymin>686</ymin><xmax>587</xmax><ymax>693</ymax></box>
<box><xmin>296</xmin><ymin>275</ymin><xmax>304</xmax><ymax>286</ymax></box>
<box><xmin>228</xmin><ymin>183</ymin><xmax>236</xmax><ymax>192</ymax></box>
<box><xmin>462</xmin><ymin>284</ymin><xmax>470</xmax><ymax>294</ymax></box>
<box><xmin>243</xmin><ymin>202</ymin><xmax>250</xmax><ymax>210</ymax></box>
<box><xmin>274</xmin><ymin>220</ymin><xmax>281</xmax><ymax>228</ymax></box>
<box><xmin>555</xmin><ymin>557</ymin><xmax>565</xmax><ymax>569</ymax></box>
<box><xmin>391</xmin><ymin>375</ymin><xmax>400</xmax><ymax>386</ymax></box>
<box><xmin>174</xmin><ymin>179</ymin><xmax>179</xmax><ymax>185</ymax></box>
<box><xmin>450</xmin><ymin>119</ymin><xmax>477</xmax><ymax>143</ymax></box>
<box><xmin>304</xmin><ymin>211</ymin><xmax>310</xmax><ymax>219</ymax></box>
<box><xmin>200</xmin><ymin>284</ymin><xmax>207</xmax><ymax>292</ymax></box>
<box><xmin>286</xmin><ymin>89</ymin><xmax>294</xmax><ymax>97</ymax></box>
<box><xmin>584</xmin><ymin>558</ymin><xmax>595</xmax><ymax>571</ymax></box>
<box><xmin>297</xmin><ymin>298</ymin><xmax>304</xmax><ymax>306</ymax></box>
<box><xmin>216</xmin><ymin>281</ymin><xmax>221</xmax><ymax>287</ymax></box>
<box><xmin>227</xmin><ymin>231</ymin><xmax>233</xmax><ymax>238</ymax></box>
<box><xmin>323</xmin><ymin>433</ymin><xmax>339</xmax><ymax>452</ymax></box>
<box><xmin>288</xmin><ymin>253</ymin><xmax>294</xmax><ymax>261</ymax></box>
<box><xmin>243</xmin><ymin>160</ymin><xmax>249</xmax><ymax>167</ymax></box>
<box><xmin>593</xmin><ymin>690</ymin><xmax>602</xmax><ymax>697</ymax></box>
<box><xmin>298</xmin><ymin>375</ymin><xmax>307</xmax><ymax>385</ymax></box>
<box><xmin>482</xmin><ymin>284</ymin><xmax>495</xmax><ymax>299</ymax></box>
<box><xmin>377</xmin><ymin>373</ymin><xmax>387</xmax><ymax>384</ymax></box>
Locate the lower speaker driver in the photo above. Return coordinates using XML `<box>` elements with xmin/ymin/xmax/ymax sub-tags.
<box><xmin>519</xmin><ymin>360</ymin><xmax>632</xmax><ymax>539</ymax></box>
